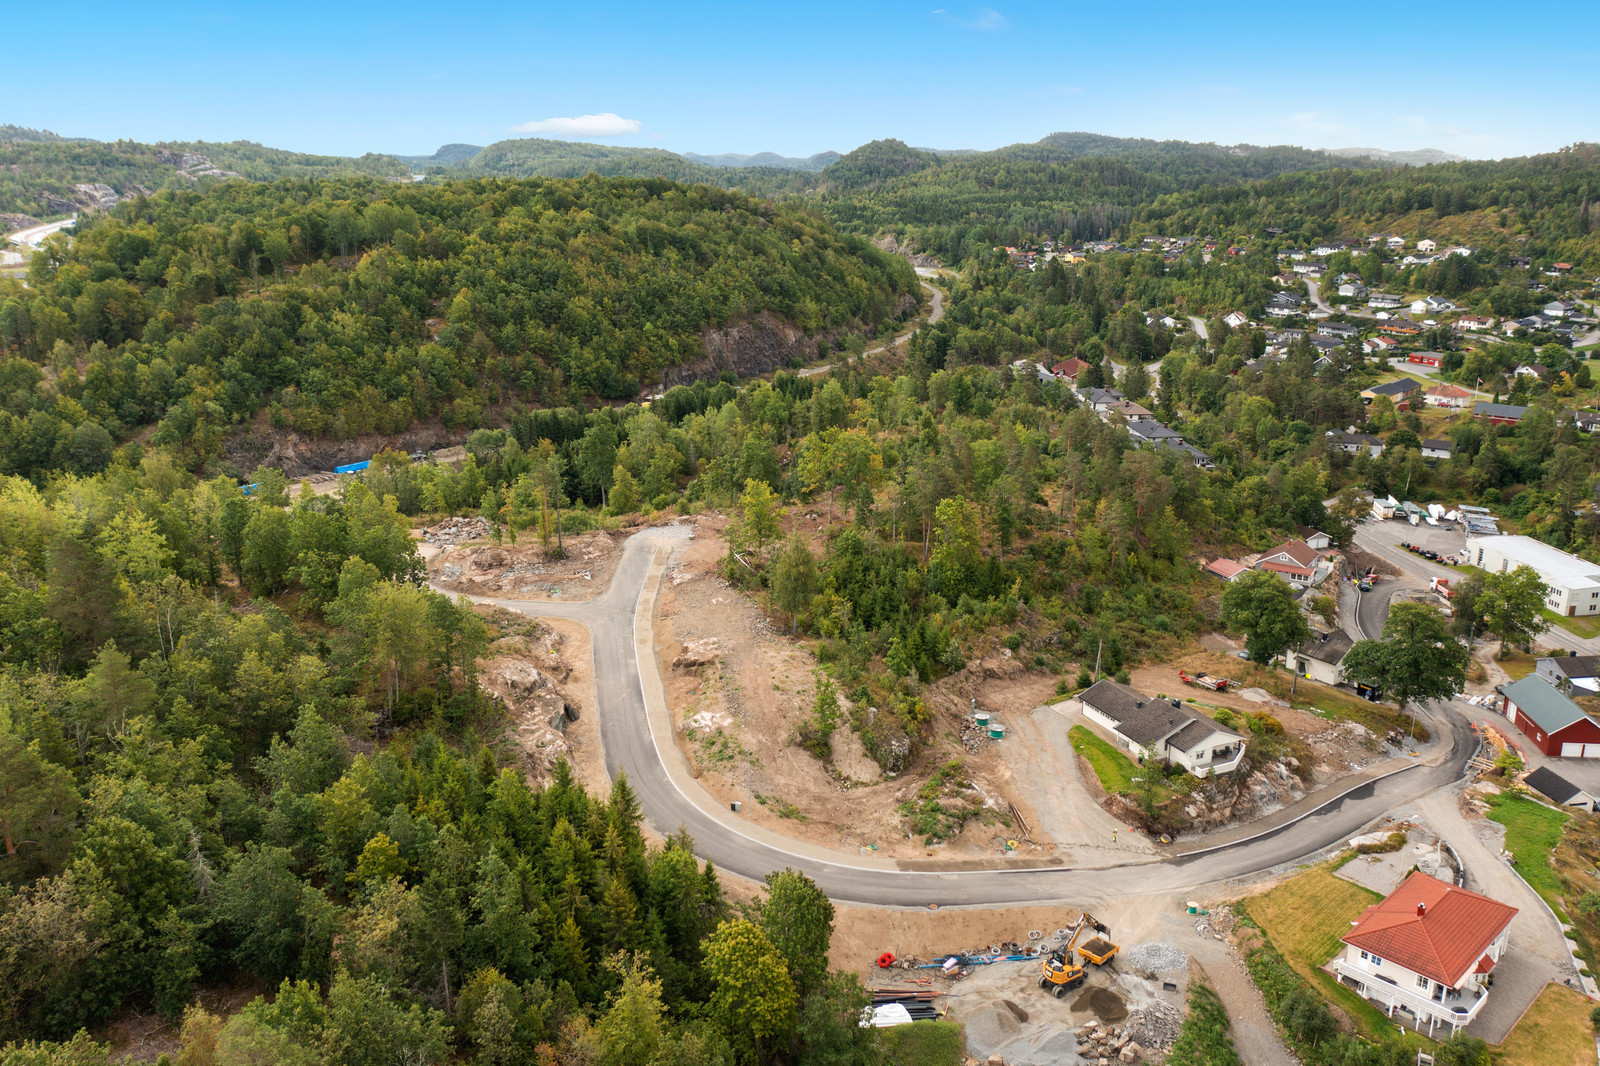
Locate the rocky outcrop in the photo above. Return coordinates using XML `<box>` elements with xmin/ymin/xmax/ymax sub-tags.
<box><xmin>661</xmin><ymin>313</ymin><xmax>817</xmax><ymax>389</ymax></box>
<box><xmin>225</xmin><ymin>426</ymin><xmax>466</xmax><ymax>477</ymax></box>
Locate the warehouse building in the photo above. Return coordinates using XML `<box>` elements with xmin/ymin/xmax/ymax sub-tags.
<box><xmin>1465</xmin><ymin>534</ymin><xmax>1600</xmax><ymax>618</ymax></box>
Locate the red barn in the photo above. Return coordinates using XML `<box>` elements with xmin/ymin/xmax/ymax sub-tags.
<box><xmin>1499</xmin><ymin>676</ymin><xmax>1600</xmax><ymax>757</ymax></box>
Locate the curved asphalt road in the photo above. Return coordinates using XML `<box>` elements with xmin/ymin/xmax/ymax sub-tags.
<box><xmin>474</xmin><ymin>531</ymin><xmax>1474</xmax><ymax>906</ymax></box>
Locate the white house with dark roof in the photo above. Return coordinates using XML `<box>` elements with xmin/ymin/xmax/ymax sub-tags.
<box><xmin>1285</xmin><ymin>630</ymin><xmax>1355</xmax><ymax>686</ymax></box>
<box><xmin>1076</xmin><ymin>679</ymin><xmax>1246</xmax><ymax>777</ymax></box>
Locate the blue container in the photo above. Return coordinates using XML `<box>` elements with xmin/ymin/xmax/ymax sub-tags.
<box><xmin>241</xmin><ymin>482</ymin><xmax>260</xmax><ymax>496</ymax></box>
<box><xmin>334</xmin><ymin>460</ymin><xmax>371</xmax><ymax>475</ymax></box>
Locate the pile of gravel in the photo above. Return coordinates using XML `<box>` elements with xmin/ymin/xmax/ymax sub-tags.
<box><xmin>1120</xmin><ymin>941</ymin><xmax>1188</xmax><ymax>974</ymax></box>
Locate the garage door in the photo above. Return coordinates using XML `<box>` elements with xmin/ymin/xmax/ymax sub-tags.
<box><xmin>1585</xmin><ymin>744</ymin><xmax>1600</xmax><ymax>758</ymax></box>
<box><xmin>1562</xmin><ymin>743</ymin><xmax>1584</xmax><ymax>757</ymax></box>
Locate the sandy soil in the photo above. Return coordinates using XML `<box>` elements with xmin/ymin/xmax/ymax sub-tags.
<box><xmin>655</xmin><ymin>516</ymin><xmax>1063</xmax><ymax>860</ymax></box>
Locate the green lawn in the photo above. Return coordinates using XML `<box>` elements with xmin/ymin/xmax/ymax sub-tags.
<box><xmin>1244</xmin><ymin>866</ymin><xmax>1431</xmax><ymax>1046</ymax></box>
<box><xmin>1068</xmin><ymin>725</ymin><xmax>1140</xmax><ymax>793</ymax></box>
<box><xmin>876</xmin><ymin>1019</ymin><xmax>963</xmax><ymax>1066</ymax></box>
<box><xmin>1485</xmin><ymin>792</ymin><xmax>1571</xmax><ymax>914</ymax></box>
<box><xmin>1539</xmin><ymin>607</ymin><xmax>1600</xmax><ymax>639</ymax></box>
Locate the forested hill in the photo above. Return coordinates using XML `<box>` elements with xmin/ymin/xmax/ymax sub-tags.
<box><xmin>0</xmin><ymin>130</ymin><xmax>410</xmax><ymax>219</ymax></box>
<box><xmin>1135</xmin><ymin>142</ymin><xmax>1600</xmax><ymax>267</ymax></box>
<box><xmin>0</xmin><ymin>174</ymin><xmax>917</xmax><ymax>478</ymax></box>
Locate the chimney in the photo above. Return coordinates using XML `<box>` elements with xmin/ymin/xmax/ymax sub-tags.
<box><xmin>1416</xmin><ymin>902</ymin><xmax>1426</xmax><ymax>917</ymax></box>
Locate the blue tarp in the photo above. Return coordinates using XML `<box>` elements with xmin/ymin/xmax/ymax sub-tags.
<box><xmin>334</xmin><ymin>460</ymin><xmax>370</xmax><ymax>474</ymax></box>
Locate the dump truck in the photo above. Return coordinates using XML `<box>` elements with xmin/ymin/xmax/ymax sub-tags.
<box><xmin>1039</xmin><ymin>913</ymin><xmax>1118</xmax><ymax>998</ymax></box>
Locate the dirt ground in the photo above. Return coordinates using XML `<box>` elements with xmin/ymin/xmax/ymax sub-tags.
<box><xmin>1129</xmin><ymin>648</ymin><xmax>1386</xmax><ymax>779</ymax></box>
<box><xmin>656</xmin><ymin>515</ymin><xmax>1062</xmax><ymax>860</ymax></box>
<box><xmin>432</xmin><ymin>529</ymin><xmax>625</xmax><ymax>602</ymax></box>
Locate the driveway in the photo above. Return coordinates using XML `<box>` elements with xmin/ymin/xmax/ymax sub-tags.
<box><xmin>1411</xmin><ymin>789</ymin><xmax>1580</xmax><ymax>1041</ymax></box>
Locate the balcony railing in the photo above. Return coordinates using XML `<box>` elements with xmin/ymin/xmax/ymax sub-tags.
<box><xmin>1330</xmin><ymin>959</ymin><xmax>1488</xmax><ymax>1030</ymax></box>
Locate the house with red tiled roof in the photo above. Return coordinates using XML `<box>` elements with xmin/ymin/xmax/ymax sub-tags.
<box><xmin>1050</xmin><ymin>357</ymin><xmax>1089</xmax><ymax>382</ymax></box>
<box><xmin>1425</xmin><ymin>383</ymin><xmax>1473</xmax><ymax>410</ymax></box>
<box><xmin>1254</xmin><ymin>539</ymin><xmax>1320</xmax><ymax>581</ymax></box>
<box><xmin>1329</xmin><ymin>870</ymin><xmax>1517</xmax><ymax>1037</ymax></box>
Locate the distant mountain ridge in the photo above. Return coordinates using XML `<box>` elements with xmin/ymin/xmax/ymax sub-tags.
<box><xmin>681</xmin><ymin>150</ymin><xmax>840</xmax><ymax>171</ymax></box>
<box><xmin>1331</xmin><ymin>146</ymin><xmax>1466</xmax><ymax>166</ymax></box>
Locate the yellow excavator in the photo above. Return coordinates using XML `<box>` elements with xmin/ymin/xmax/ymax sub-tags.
<box><xmin>1039</xmin><ymin>913</ymin><xmax>1118</xmax><ymax>997</ymax></box>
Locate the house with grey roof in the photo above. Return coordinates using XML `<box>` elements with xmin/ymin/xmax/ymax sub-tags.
<box><xmin>1536</xmin><ymin>655</ymin><xmax>1600</xmax><ymax>695</ymax></box>
<box><xmin>1286</xmin><ymin>630</ymin><xmax>1355</xmax><ymax>686</ymax></box>
<box><xmin>1077</xmin><ymin>679</ymin><xmax>1246</xmax><ymax>776</ymax></box>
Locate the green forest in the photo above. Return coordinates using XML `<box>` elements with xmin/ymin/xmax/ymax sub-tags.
<box><xmin>4</xmin><ymin>124</ymin><xmax>1600</xmax><ymax>1065</ymax></box>
<box><xmin>0</xmin><ymin>175</ymin><xmax>917</xmax><ymax>477</ymax></box>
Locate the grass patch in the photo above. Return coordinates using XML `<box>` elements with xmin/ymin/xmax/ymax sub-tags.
<box><xmin>1496</xmin><ymin>650</ymin><xmax>1539</xmax><ymax>680</ymax></box>
<box><xmin>875</xmin><ymin>1019</ymin><xmax>963</xmax><ymax>1066</ymax></box>
<box><xmin>1485</xmin><ymin>792</ymin><xmax>1570</xmax><ymax>914</ymax></box>
<box><xmin>1539</xmin><ymin>607</ymin><xmax>1600</xmax><ymax>639</ymax></box>
<box><xmin>1248</xmin><ymin>866</ymin><xmax>1382</xmax><ymax>978</ymax></box>
<box><xmin>1492</xmin><ymin>982</ymin><xmax>1595</xmax><ymax>1066</ymax></box>
<box><xmin>1069</xmin><ymin>725</ymin><xmax>1140</xmax><ymax>793</ymax></box>
<box><xmin>1167</xmin><ymin>984</ymin><xmax>1242</xmax><ymax>1066</ymax></box>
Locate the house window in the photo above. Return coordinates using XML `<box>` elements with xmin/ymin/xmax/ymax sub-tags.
<box><xmin>1359</xmin><ymin>950</ymin><xmax>1369</xmax><ymax>961</ymax></box>
<box><xmin>1372</xmin><ymin>957</ymin><xmax>1383</xmax><ymax>967</ymax></box>
<box><xmin>1416</xmin><ymin>975</ymin><xmax>1430</xmax><ymax>990</ymax></box>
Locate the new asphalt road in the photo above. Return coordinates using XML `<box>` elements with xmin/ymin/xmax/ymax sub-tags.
<box><xmin>477</xmin><ymin>529</ymin><xmax>1476</xmax><ymax>906</ymax></box>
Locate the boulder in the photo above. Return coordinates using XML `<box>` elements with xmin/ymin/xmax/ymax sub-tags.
<box><xmin>673</xmin><ymin>638</ymin><xmax>721</xmax><ymax>668</ymax></box>
<box><xmin>1118</xmin><ymin>1048</ymin><xmax>1137</xmax><ymax>1064</ymax></box>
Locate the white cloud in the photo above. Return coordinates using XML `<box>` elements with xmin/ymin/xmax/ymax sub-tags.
<box><xmin>510</xmin><ymin>112</ymin><xmax>642</xmax><ymax>137</ymax></box>
<box><xmin>934</xmin><ymin>7</ymin><xmax>1007</xmax><ymax>30</ymax></box>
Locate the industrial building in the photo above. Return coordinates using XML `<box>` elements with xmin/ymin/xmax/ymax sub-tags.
<box><xmin>1465</xmin><ymin>534</ymin><xmax>1600</xmax><ymax>618</ymax></box>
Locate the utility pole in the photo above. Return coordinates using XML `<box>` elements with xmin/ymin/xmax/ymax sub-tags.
<box><xmin>1093</xmin><ymin>639</ymin><xmax>1103</xmax><ymax>682</ymax></box>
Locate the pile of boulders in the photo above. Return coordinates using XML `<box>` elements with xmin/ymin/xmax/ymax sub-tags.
<box><xmin>959</xmin><ymin>717</ymin><xmax>993</xmax><ymax>754</ymax></box>
<box><xmin>1076</xmin><ymin>1023</ymin><xmax>1143</xmax><ymax>1063</ymax></box>
<box><xmin>425</xmin><ymin>516</ymin><xmax>491</xmax><ymax>546</ymax></box>
<box><xmin>1125</xmin><ymin>1001</ymin><xmax>1183</xmax><ymax>1052</ymax></box>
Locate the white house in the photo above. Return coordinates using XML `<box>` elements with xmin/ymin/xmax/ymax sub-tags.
<box><xmin>1368</xmin><ymin>293</ymin><xmax>1405</xmax><ymax>309</ymax></box>
<box><xmin>1285</xmin><ymin>630</ymin><xmax>1354</xmax><ymax>685</ymax></box>
<box><xmin>1077</xmin><ymin>679</ymin><xmax>1246</xmax><ymax>777</ymax></box>
<box><xmin>1466</xmin><ymin>534</ymin><xmax>1600</xmax><ymax>618</ymax></box>
<box><xmin>1330</xmin><ymin>871</ymin><xmax>1516</xmax><ymax>1037</ymax></box>
<box><xmin>1416</xmin><ymin>238</ymin><xmax>1437</xmax><ymax>253</ymax></box>
<box><xmin>1223</xmin><ymin>310</ymin><xmax>1249</xmax><ymax>328</ymax></box>
<box><xmin>1386</xmin><ymin>234</ymin><xmax>1407</xmax><ymax>249</ymax></box>
<box><xmin>1422</xmin><ymin>438</ymin><xmax>1454</xmax><ymax>460</ymax></box>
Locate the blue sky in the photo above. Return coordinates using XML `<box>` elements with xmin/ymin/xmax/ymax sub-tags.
<box><xmin>11</xmin><ymin>1</ymin><xmax>1594</xmax><ymax>160</ymax></box>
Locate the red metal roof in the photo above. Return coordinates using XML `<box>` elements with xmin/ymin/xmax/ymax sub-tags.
<box><xmin>1204</xmin><ymin>559</ymin><xmax>1247</xmax><ymax>579</ymax></box>
<box><xmin>1342</xmin><ymin>871</ymin><xmax>1518</xmax><ymax>987</ymax></box>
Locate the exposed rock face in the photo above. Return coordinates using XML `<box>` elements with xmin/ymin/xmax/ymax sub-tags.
<box><xmin>72</xmin><ymin>183</ymin><xmax>120</xmax><ymax>211</ymax></box>
<box><xmin>225</xmin><ymin>427</ymin><xmax>466</xmax><ymax>477</ymax></box>
<box><xmin>662</xmin><ymin>313</ymin><xmax>816</xmax><ymax>389</ymax></box>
